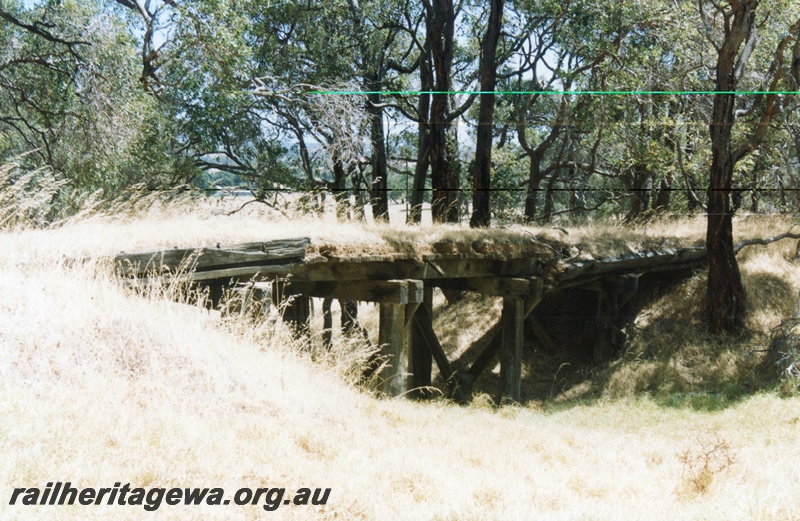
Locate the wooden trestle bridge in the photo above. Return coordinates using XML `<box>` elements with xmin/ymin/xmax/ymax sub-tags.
<box><xmin>116</xmin><ymin>237</ymin><xmax>711</xmax><ymax>403</ymax></box>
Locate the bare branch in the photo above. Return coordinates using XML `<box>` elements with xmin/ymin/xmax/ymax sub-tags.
<box><xmin>734</xmin><ymin>229</ymin><xmax>800</xmax><ymax>254</ymax></box>
<box><xmin>0</xmin><ymin>8</ymin><xmax>89</xmax><ymax>57</ymax></box>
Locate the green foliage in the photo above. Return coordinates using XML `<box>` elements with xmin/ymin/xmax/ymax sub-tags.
<box><xmin>0</xmin><ymin>0</ymin><xmax>799</xmax><ymax>220</ymax></box>
<box><xmin>0</xmin><ymin>0</ymin><xmax>199</xmax><ymax>207</ymax></box>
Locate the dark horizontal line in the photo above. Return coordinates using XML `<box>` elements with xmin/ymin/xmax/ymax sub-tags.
<box><xmin>147</xmin><ymin>187</ymin><xmax>800</xmax><ymax>193</ymax></box>
<box><xmin>423</xmin><ymin>121</ymin><xmax>790</xmax><ymax>126</ymax></box>
<box><xmin>310</xmin><ymin>89</ymin><xmax>800</xmax><ymax>96</ymax></box>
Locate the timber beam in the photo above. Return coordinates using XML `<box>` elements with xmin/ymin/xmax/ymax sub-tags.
<box><xmin>558</xmin><ymin>247</ymin><xmax>706</xmax><ymax>283</ymax></box>
<box><xmin>271</xmin><ymin>279</ymin><xmax>311</xmax><ymax>335</ymax></box>
<box><xmin>289</xmin><ymin>257</ymin><xmax>542</xmax><ymax>282</ymax></box>
<box><xmin>466</xmin><ymin>323</ymin><xmax>502</xmax><ymax>380</ymax></box>
<box><xmin>287</xmin><ymin>279</ymin><xmax>424</xmax><ymax>304</ymax></box>
<box><xmin>575</xmin><ymin>274</ymin><xmax>639</xmax><ymax>295</ymax></box>
<box><xmin>220</xmin><ymin>282</ymin><xmax>271</xmax><ymax>316</ymax></box>
<box><xmin>430</xmin><ymin>276</ymin><xmax>544</xmax><ymax>300</ymax></box>
<box><xmin>455</xmin><ymin>292</ymin><xmax>546</xmax><ymax>399</ymax></box>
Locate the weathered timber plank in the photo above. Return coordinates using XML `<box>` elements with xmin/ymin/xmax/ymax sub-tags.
<box><xmin>322</xmin><ymin>297</ymin><xmax>333</xmax><ymax>348</ymax></box>
<box><xmin>130</xmin><ymin>255</ymin><xmax>544</xmax><ymax>286</ymax></box>
<box><xmin>404</xmin><ymin>303</ymin><xmax>420</xmax><ymax>327</ymax></box>
<box><xmin>424</xmin><ymin>259</ymin><xmax>446</xmax><ymax>276</ymax></box>
<box><xmin>467</xmin><ymin>322</ymin><xmax>502</xmax><ymax>377</ymax></box>
<box><xmin>378</xmin><ymin>303</ymin><xmax>406</xmax><ymax>397</ymax></box>
<box><xmin>324</xmin><ymin>252</ymin><xmax>418</xmax><ymax>263</ymax></box>
<box><xmin>220</xmin><ymin>282</ymin><xmax>271</xmax><ymax>316</ymax></box>
<box><xmin>403</xmin><ymin>303</ymin><xmax>416</xmax><ymax>393</ymax></box>
<box><xmin>287</xmin><ymin>279</ymin><xmax>424</xmax><ymax>304</ymax></box>
<box><xmin>289</xmin><ymin>257</ymin><xmax>542</xmax><ymax>282</ymax></box>
<box><xmin>286</xmin><ymin>295</ymin><xmax>311</xmax><ymax>336</ymax></box>
<box><xmin>413</xmin><ymin>306</ymin><xmax>453</xmax><ymax>381</ymax></box>
<box><xmin>431</xmin><ymin>277</ymin><xmax>542</xmax><ymax>299</ymax></box>
<box><xmin>499</xmin><ymin>297</ymin><xmax>524</xmax><ymax>404</ymax></box>
<box><xmin>559</xmin><ymin>248</ymin><xmax>706</xmax><ymax>282</ymax></box>
<box><xmin>115</xmin><ymin>237</ymin><xmax>310</xmax><ymax>277</ymax></box>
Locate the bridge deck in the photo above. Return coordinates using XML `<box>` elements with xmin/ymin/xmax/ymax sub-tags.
<box><xmin>115</xmin><ymin>235</ymin><xmax>709</xmax><ymax>403</ymax></box>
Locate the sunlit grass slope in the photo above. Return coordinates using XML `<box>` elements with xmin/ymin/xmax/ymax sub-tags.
<box><xmin>1</xmin><ymin>200</ymin><xmax>799</xmax><ymax>520</ymax></box>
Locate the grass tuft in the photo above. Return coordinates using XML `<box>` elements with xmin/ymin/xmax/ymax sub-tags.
<box><xmin>676</xmin><ymin>430</ymin><xmax>737</xmax><ymax>496</ymax></box>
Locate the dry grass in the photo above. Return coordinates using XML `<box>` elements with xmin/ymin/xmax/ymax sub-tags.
<box><xmin>2</xmin><ymin>191</ymin><xmax>800</xmax><ymax>520</ymax></box>
<box><xmin>584</xmin><ymin>233</ymin><xmax>800</xmax><ymax>403</ymax></box>
<box><xmin>46</xmin><ymin>195</ymin><xmax>766</xmax><ymax>261</ymax></box>
<box><xmin>676</xmin><ymin>429</ymin><xmax>737</xmax><ymax>496</ymax></box>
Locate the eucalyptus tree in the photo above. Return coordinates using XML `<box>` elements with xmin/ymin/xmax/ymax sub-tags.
<box><xmin>423</xmin><ymin>0</ymin><xmax>459</xmax><ymax>222</ymax></box>
<box><xmin>166</xmin><ymin>0</ymin><xmax>417</xmax><ymax>220</ymax></box>
<box><xmin>0</xmin><ymin>0</ymin><xmax>89</xmax><ymax>169</ymax></box>
<box><xmin>508</xmin><ymin>0</ymin><xmax>609</xmax><ymax>223</ymax></box>
<box><xmin>505</xmin><ymin>0</ymin><xmax>667</xmax><ymax>222</ymax></box>
<box><xmin>114</xmin><ymin>1</ymin><xmax>364</xmax><ymax>208</ymax></box>
<box><xmin>392</xmin><ymin>0</ymin><xmax>480</xmax><ymax>224</ymax></box>
<box><xmin>401</xmin><ymin>0</ymin><xmax>482</xmax><ymax>223</ymax></box>
<box><xmin>0</xmin><ymin>0</ymin><xmax>181</xmax><ymax>201</ymax></box>
<box><xmin>340</xmin><ymin>0</ymin><xmax>423</xmax><ymax>221</ymax></box>
<box><xmin>698</xmin><ymin>0</ymin><xmax>800</xmax><ymax>333</ymax></box>
<box><xmin>469</xmin><ymin>0</ymin><xmax>504</xmax><ymax>228</ymax></box>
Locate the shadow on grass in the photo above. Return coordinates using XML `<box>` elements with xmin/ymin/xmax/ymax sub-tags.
<box><xmin>432</xmin><ymin>270</ymin><xmax>795</xmax><ymax>412</ymax></box>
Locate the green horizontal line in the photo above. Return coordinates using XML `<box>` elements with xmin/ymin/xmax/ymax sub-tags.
<box><xmin>309</xmin><ymin>89</ymin><xmax>800</xmax><ymax>96</ymax></box>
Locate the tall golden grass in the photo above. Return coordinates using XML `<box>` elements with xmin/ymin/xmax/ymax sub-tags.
<box><xmin>1</xmin><ymin>172</ymin><xmax>800</xmax><ymax>520</ymax></box>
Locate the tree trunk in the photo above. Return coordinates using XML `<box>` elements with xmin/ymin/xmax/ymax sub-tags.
<box><xmin>470</xmin><ymin>0</ymin><xmax>504</xmax><ymax>228</ymax></box>
<box><xmin>350</xmin><ymin>167</ymin><xmax>366</xmax><ymax>221</ymax></box>
<box><xmin>685</xmin><ymin>170</ymin><xmax>703</xmax><ymax>212</ymax></box>
<box><xmin>444</xmin><ymin>130</ymin><xmax>461</xmax><ymax>223</ymax></box>
<box><xmin>706</xmin><ymin>0</ymin><xmax>756</xmax><ymax>333</ymax></box>
<box><xmin>341</xmin><ymin>300</ymin><xmax>359</xmax><ymax>335</ymax></box>
<box><xmin>346</xmin><ymin>0</ymin><xmax>389</xmax><ymax>222</ymax></box>
<box><xmin>707</xmin><ymin>196</ymin><xmax>747</xmax><ymax>332</ymax></box>
<box><xmin>409</xmin><ymin>40</ymin><xmax>433</xmax><ymax>224</ymax></box>
<box><xmin>542</xmin><ymin>168</ymin><xmax>562</xmax><ymax>223</ymax></box>
<box><xmin>429</xmin><ymin>99</ymin><xmax>451</xmax><ymax>223</ymax></box>
<box><xmin>524</xmin><ymin>155</ymin><xmax>545</xmax><ymax>222</ymax></box>
<box><xmin>653</xmin><ymin>176</ymin><xmax>671</xmax><ymax>213</ymax></box>
<box><xmin>332</xmin><ymin>159</ymin><xmax>349</xmax><ymax>220</ymax></box>
<box><xmin>367</xmin><ymin>92</ymin><xmax>389</xmax><ymax>222</ymax></box>
<box><xmin>626</xmin><ymin>166</ymin><xmax>652</xmax><ymax>221</ymax></box>
<box><xmin>426</xmin><ymin>0</ymin><xmax>458</xmax><ymax>223</ymax></box>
